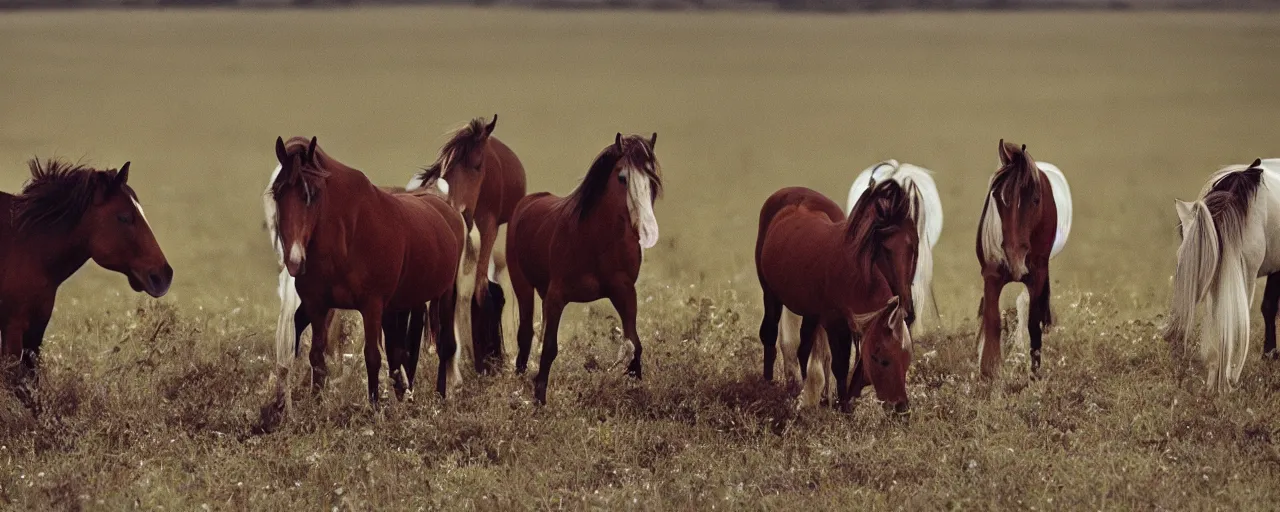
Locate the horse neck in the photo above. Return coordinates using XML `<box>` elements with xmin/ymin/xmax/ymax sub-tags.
<box><xmin>15</xmin><ymin>228</ymin><xmax>93</xmax><ymax>286</ymax></box>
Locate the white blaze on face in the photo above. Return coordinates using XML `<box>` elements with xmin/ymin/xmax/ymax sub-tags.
<box><xmin>131</xmin><ymin>197</ymin><xmax>151</xmax><ymax>225</ymax></box>
<box><xmin>623</xmin><ymin>168</ymin><xmax>659</xmax><ymax>249</ymax></box>
<box><xmin>289</xmin><ymin>241</ymin><xmax>304</xmax><ymax>267</ymax></box>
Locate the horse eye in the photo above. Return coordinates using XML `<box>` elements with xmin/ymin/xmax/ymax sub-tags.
<box><xmin>618</xmin><ymin>172</ymin><xmax>628</xmax><ymax>185</ymax></box>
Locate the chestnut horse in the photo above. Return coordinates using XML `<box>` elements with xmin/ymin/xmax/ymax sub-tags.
<box><xmin>1</xmin><ymin>159</ymin><xmax>172</xmax><ymax>403</ymax></box>
<box><xmin>508</xmin><ymin>133</ymin><xmax>661</xmax><ymax>405</ymax></box>
<box><xmin>263</xmin><ymin>163</ymin><xmax>454</xmax><ymax>396</ymax></box>
<box><xmin>975</xmin><ymin>141</ymin><xmax>1072</xmax><ymax>379</ymax></box>
<box><xmin>756</xmin><ymin>182</ymin><xmax>916</xmax><ymax>413</ymax></box>
<box><xmin>1166</xmin><ymin>158</ymin><xmax>1279</xmax><ymax>392</ymax></box>
<box><xmin>414</xmin><ymin>115</ymin><xmax>526</xmax><ymax>373</ymax></box>
<box><xmin>270</xmin><ymin>136</ymin><xmax>466</xmax><ymax>406</ymax></box>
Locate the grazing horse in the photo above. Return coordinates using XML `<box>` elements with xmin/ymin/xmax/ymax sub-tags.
<box><xmin>270</xmin><ymin>136</ymin><xmax>465</xmax><ymax>405</ymax></box>
<box><xmin>756</xmin><ymin>181</ymin><xmax>917</xmax><ymax>413</ymax></box>
<box><xmin>777</xmin><ymin>159</ymin><xmax>941</xmax><ymax>406</ymax></box>
<box><xmin>507</xmin><ymin>133</ymin><xmax>661</xmax><ymax>405</ymax></box>
<box><xmin>975</xmin><ymin>140</ymin><xmax>1072</xmax><ymax>379</ymax></box>
<box><xmin>1166</xmin><ymin>158</ymin><xmax>1280</xmax><ymax>392</ymax></box>
<box><xmin>414</xmin><ymin>115</ymin><xmax>526</xmax><ymax>374</ymax></box>
<box><xmin>1</xmin><ymin>159</ymin><xmax>172</xmax><ymax>402</ymax></box>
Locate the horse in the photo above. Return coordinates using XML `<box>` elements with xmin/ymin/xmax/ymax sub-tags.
<box><xmin>1</xmin><ymin>158</ymin><xmax>172</xmax><ymax>404</ymax></box>
<box><xmin>974</xmin><ymin>140</ymin><xmax>1072</xmax><ymax>380</ymax></box>
<box><xmin>755</xmin><ymin>181</ymin><xmax>917</xmax><ymax>413</ymax></box>
<box><xmin>776</xmin><ymin>159</ymin><xmax>940</xmax><ymax>407</ymax></box>
<box><xmin>413</xmin><ymin>115</ymin><xmax>526</xmax><ymax>374</ymax></box>
<box><xmin>507</xmin><ymin>133</ymin><xmax>661</xmax><ymax>405</ymax></box>
<box><xmin>269</xmin><ymin>136</ymin><xmax>466</xmax><ymax>406</ymax></box>
<box><xmin>1166</xmin><ymin>158</ymin><xmax>1280</xmax><ymax>392</ymax></box>
<box><xmin>262</xmin><ymin>163</ymin><xmax>456</xmax><ymax>406</ymax></box>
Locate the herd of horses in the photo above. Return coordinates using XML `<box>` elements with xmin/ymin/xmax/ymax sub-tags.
<box><xmin>0</xmin><ymin>115</ymin><xmax>1275</xmax><ymax>419</ymax></box>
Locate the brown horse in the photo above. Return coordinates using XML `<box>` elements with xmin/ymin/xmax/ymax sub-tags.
<box><xmin>507</xmin><ymin>133</ymin><xmax>661</xmax><ymax>405</ymax></box>
<box><xmin>271</xmin><ymin>136</ymin><xmax>466</xmax><ymax>405</ymax></box>
<box><xmin>1</xmin><ymin>158</ymin><xmax>172</xmax><ymax>402</ymax></box>
<box><xmin>755</xmin><ymin>182</ymin><xmax>916</xmax><ymax>412</ymax></box>
<box><xmin>415</xmin><ymin>115</ymin><xmax>527</xmax><ymax>373</ymax></box>
<box><xmin>975</xmin><ymin>140</ymin><xmax>1071</xmax><ymax>379</ymax></box>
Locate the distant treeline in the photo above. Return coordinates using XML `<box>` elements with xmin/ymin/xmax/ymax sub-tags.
<box><xmin>2</xmin><ymin>0</ymin><xmax>1278</xmax><ymax>11</ymax></box>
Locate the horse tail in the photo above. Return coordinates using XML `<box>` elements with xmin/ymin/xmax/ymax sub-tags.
<box><xmin>1164</xmin><ymin>200</ymin><xmax>1218</xmax><ymax>347</ymax></box>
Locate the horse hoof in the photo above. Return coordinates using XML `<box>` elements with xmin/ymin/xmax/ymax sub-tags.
<box><xmin>534</xmin><ymin>382</ymin><xmax>548</xmax><ymax>405</ymax></box>
<box><xmin>626</xmin><ymin>361</ymin><xmax>643</xmax><ymax>380</ymax></box>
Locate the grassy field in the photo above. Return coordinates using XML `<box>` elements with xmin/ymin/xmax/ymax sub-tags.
<box><xmin>1</xmin><ymin>7</ymin><xmax>1279</xmax><ymax>509</ymax></box>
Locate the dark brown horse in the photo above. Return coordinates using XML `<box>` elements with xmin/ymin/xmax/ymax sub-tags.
<box><xmin>975</xmin><ymin>140</ymin><xmax>1071</xmax><ymax>379</ymax></box>
<box><xmin>507</xmin><ymin>133</ymin><xmax>661</xmax><ymax>404</ymax></box>
<box><xmin>1</xmin><ymin>159</ymin><xmax>172</xmax><ymax>402</ymax></box>
<box><xmin>755</xmin><ymin>182</ymin><xmax>916</xmax><ymax>412</ymax></box>
<box><xmin>415</xmin><ymin>115</ymin><xmax>527</xmax><ymax>373</ymax></box>
<box><xmin>271</xmin><ymin>136</ymin><xmax>466</xmax><ymax>405</ymax></box>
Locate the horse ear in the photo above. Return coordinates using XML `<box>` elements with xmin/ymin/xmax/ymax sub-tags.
<box><xmin>649</xmin><ymin>132</ymin><xmax>657</xmax><ymax>148</ymax></box>
<box><xmin>307</xmin><ymin>137</ymin><xmax>318</xmax><ymax>161</ymax></box>
<box><xmin>275</xmin><ymin>136</ymin><xmax>288</xmax><ymax>164</ymax></box>
<box><xmin>1021</xmin><ymin>144</ymin><xmax>1027</xmax><ymax>153</ymax></box>
<box><xmin>1251</xmin><ymin>158</ymin><xmax>1263</xmax><ymax>169</ymax></box>
<box><xmin>615</xmin><ymin>133</ymin><xmax>623</xmax><ymax>151</ymax></box>
<box><xmin>1174</xmin><ymin>200</ymin><xmax>1196</xmax><ymax>226</ymax></box>
<box><xmin>483</xmin><ymin>114</ymin><xmax>498</xmax><ymax>138</ymax></box>
<box><xmin>998</xmin><ymin>139</ymin><xmax>1011</xmax><ymax>166</ymax></box>
<box><xmin>115</xmin><ymin>161</ymin><xmax>131</xmax><ymax>187</ymax></box>
<box><xmin>885</xmin><ymin>296</ymin><xmax>903</xmax><ymax>329</ymax></box>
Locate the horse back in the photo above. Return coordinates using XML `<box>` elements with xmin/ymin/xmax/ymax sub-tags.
<box><xmin>482</xmin><ymin>137</ymin><xmax>528</xmax><ymax>225</ymax></box>
<box><xmin>386</xmin><ymin>192</ymin><xmax>466</xmax><ymax>306</ymax></box>
<box><xmin>756</xmin><ymin>187</ymin><xmax>844</xmax><ymax>266</ymax></box>
<box><xmin>757</xmin><ymin>199</ymin><xmax>858</xmax><ymax>318</ymax></box>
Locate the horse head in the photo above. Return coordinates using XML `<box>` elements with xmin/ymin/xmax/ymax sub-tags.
<box><xmin>272</xmin><ymin>135</ymin><xmax>328</xmax><ymax>277</ymax></box>
<box><xmin>852</xmin><ymin>295</ymin><xmax>912</xmax><ymax>414</ymax></box>
<box><xmin>16</xmin><ymin>159</ymin><xmax>173</xmax><ymax>297</ymax></box>
<box><xmin>985</xmin><ymin>140</ymin><xmax>1045</xmax><ymax>280</ymax></box>
<box><xmin>419</xmin><ymin>115</ymin><xmax>498</xmax><ymax>219</ymax></box>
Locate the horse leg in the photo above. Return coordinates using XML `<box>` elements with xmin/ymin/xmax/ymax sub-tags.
<box><xmin>472</xmin><ymin>215</ymin><xmax>499</xmax><ymax>305</ymax></box>
<box><xmin>512</xmin><ymin>266</ymin><xmax>537</xmax><ymax>375</ymax></box>
<box><xmin>979</xmin><ymin>275</ymin><xmax>1006</xmax><ymax>380</ymax></box>
<box><xmin>777</xmin><ymin>309</ymin><xmax>801</xmax><ymax>387</ymax></box>
<box><xmin>383</xmin><ymin>309</ymin><xmax>410</xmax><ymax>401</ymax></box>
<box><xmin>1262</xmin><ymin>273</ymin><xmax>1280</xmax><ymax>360</ymax></box>
<box><xmin>1</xmin><ymin>320</ymin><xmax>24</xmax><ymax>404</ymax></box>
<box><xmin>358</xmin><ymin>304</ymin><xmax>385</xmax><ymax>406</ymax></box>
<box><xmin>292</xmin><ymin>308</ymin><xmax>310</xmax><ymax>358</ymax></box>
<box><xmin>1026</xmin><ymin>272</ymin><xmax>1049</xmax><ymax>377</ymax></box>
<box><xmin>827</xmin><ymin>321</ymin><xmax>855</xmax><ymax>413</ymax></box>
<box><xmin>758</xmin><ymin>288</ymin><xmax>783</xmax><ymax>382</ymax></box>
<box><xmin>18</xmin><ymin>303</ymin><xmax>52</xmax><ymax>411</ymax></box>
<box><xmin>436</xmin><ymin>286</ymin><xmax>460</xmax><ymax>399</ymax></box>
<box><xmin>797</xmin><ymin>316</ymin><xmax>819</xmax><ymax>381</ymax></box>
<box><xmin>534</xmin><ymin>290</ymin><xmax>566</xmax><ymax>404</ymax></box>
<box><xmin>608</xmin><ymin>283</ymin><xmax>643</xmax><ymax>379</ymax></box>
<box><xmin>406</xmin><ymin>305</ymin><xmax>426</xmax><ymax>392</ymax></box>
<box><xmin>798</xmin><ymin>321</ymin><xmax>828</xmax><ymax>410</ymax></box>
<box><xmin>304</xmin><ymin>303</ymin><xmax>332</xmax><ymax>394</ymax></box>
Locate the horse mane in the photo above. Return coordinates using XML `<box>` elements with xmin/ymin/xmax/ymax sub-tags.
<box><xmin>271</xmin><ymin>136</ymin><xmax>331</xmax><ymax>197</ymax></box>
<box><xmin>415</xmin><ymin>117</ymin><xmax>490</xmax><ymax>186</ymax></box>
<box><xmin>13</xmin><ymin>158</ymin><xmax>131</xmax><ymax>234</ymax></box>
<box><xmin>1202</xmin><ymin>164</ymin><xmax>1263</xmax><ymax>250</ymax></box>
<box><xmin>846</xmin><ymin>179</ymin><xmax>911</xmax><ymax>254</ymax></box>
<box><xmin>565</xmin><ymin>135</ymin><xmax>662</xmax><ymax>220</ymax></box>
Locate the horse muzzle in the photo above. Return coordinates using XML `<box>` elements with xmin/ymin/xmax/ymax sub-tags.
<box><xmin>130</xmin><ymin>264</ymin><xmax>174</xmax><ymax>298</ymax></box>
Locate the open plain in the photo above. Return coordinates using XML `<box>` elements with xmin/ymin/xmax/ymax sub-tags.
<box><xmin>1</xmin><ymin>7</ymin><xmax>1279</xmax><ymax>509</ymax></box>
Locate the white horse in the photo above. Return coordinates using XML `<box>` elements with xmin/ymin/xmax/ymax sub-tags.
<box><xmin>777</xmin><ymin>159</ymin><xmax>944</xmax><ymax>408</ymax></box>
<box><xmin>1167</xmin><ymin>158</ymin><xmax>1280</xmax><ymax>392</ymax></box>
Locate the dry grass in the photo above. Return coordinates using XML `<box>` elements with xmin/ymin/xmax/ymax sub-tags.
<box><xmin>1</xmin><ymin>7</ymin><xmax>1279</xmax><ymax>509</ymax></box>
